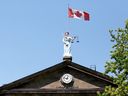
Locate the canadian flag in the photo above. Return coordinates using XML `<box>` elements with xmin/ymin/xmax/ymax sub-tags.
<box><xmin>68</xmin><ymin>7</ymin><xmax>90</xmax><ymax>21</ymax></box>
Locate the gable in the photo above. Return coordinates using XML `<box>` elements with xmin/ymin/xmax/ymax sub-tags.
<box><xmin>0</xmin><ymin>61</ymin><xmax>115</xmax><ymax>95</ymax></box>
<box><xmin>15</xmin><ymin>66</ymin><xmax>102</xmax><ymax>89</ymax></box>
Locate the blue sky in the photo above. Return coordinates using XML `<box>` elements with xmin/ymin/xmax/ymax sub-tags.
<box><xmin>0</xmin><ymin>0</ymin><xmax>128</xmax><ymax>85</ymax></box>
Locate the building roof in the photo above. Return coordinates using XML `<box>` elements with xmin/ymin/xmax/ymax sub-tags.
<box><xmin>0</xmin><ymin>60</ymin><xmax>116</xmax><ymax>95</ymax></box>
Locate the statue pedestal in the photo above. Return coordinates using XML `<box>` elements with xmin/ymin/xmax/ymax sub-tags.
<box><xmin>63</xmin><ymin>56</ymin><xmax>72</xmax><ymax>62</ymax></box>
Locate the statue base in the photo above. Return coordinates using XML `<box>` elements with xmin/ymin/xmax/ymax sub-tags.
<box><xmin>63</xmin><ymin>56</ymin><xmax>72</xmax><ymax>62</ymax></box>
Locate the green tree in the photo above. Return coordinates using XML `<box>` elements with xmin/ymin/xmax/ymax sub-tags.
<box><xmin>98</xmin><ymin>20</ymin><xmax>128</xmax><ymax>96</ymax></box>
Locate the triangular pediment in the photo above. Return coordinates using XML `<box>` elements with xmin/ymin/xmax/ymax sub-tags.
<box><xmin>0</xmin><ymin>61</ymin><xmax>115</xmax><ymax>95</ymax></box>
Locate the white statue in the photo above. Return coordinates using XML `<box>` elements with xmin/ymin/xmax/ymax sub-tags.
<box><xmin>63</xmin><ymin>32</ymin><xmax>77</xmax><ymax>57</ymax></box>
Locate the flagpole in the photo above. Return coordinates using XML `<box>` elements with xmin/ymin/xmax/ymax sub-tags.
<box><xmin>67</xmin><ymin>4</ymin><xmax>70</xmax><ymax>33</ymax></box>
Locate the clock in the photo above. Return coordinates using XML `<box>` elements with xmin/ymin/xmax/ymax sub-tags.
<box><xmin>61</xmin><ymin>73</ymin><xmax>73</xmax><ymax>84</ymax></box>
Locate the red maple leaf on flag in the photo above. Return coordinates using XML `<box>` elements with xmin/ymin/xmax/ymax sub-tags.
<box><xmin>75</xmin><ymin>11</ymin><xmax>82</xmax><ymax>17</ymax></box>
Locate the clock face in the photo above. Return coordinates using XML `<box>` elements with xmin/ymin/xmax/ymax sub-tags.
<box><xmin>61</xmin><ymin>73</ymin><xmax>73</xmax><ymax>84</ymax></box>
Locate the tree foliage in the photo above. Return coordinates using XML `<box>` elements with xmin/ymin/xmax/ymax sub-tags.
<box><xmin>98</xmin><ymin>20</ymin><xmax>128</xmax><ymax>96</ymax></box>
